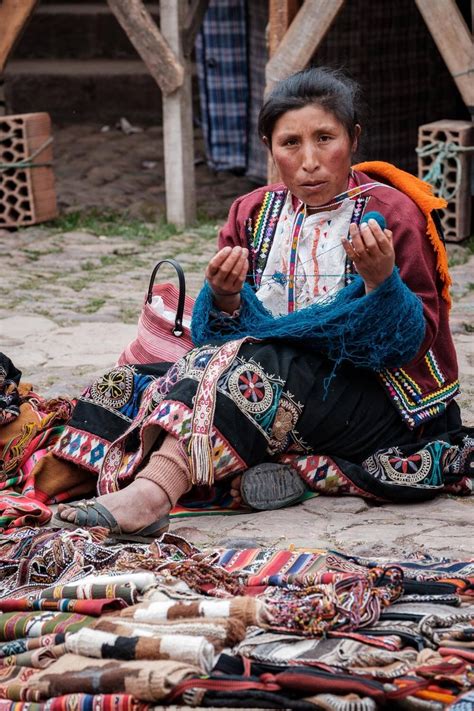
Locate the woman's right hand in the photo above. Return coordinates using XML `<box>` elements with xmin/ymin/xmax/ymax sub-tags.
<box><xmin>205</xmin><ymin>246</ymin><xmax>249</xmax><ymax>312</ymax></box>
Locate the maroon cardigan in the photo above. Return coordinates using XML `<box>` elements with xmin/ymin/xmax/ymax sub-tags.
<box><xmin>217</xmin><ymin>169</ymin><xmax>459</xmax><ymax>429</ymax></box>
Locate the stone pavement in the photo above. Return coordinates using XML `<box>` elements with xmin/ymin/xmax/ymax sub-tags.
<box><xmin>1</xmin><ymin>223</ymin><xmax>473</xmax><ymax>559</ymax></box>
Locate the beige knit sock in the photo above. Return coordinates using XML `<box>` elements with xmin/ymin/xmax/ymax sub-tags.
<box><xmin>136</xmin><ymin>434</ymin><xmax>192</xmax><ymax>507</ymax></box>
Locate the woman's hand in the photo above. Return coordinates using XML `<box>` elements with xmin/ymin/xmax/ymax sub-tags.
<box><xmin>342</xmin><ymin>219</ymin><xmax>395</xmax><ymax>293</ymax></box>
<box><xmin>205</xmin><ymin>246</ymin><xmax>249</xmax><ymax>313</ymax></box>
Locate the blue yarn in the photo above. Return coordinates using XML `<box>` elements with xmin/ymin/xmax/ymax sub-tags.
<box><xmin>191</xmin><ymin>269</ymin><xmax>425</xmax><ymax>374</ymax></box>
<box><xmin>362</xmin><ymin>211</ymin><xmax>386</xmax><ymax>231</ymax></box>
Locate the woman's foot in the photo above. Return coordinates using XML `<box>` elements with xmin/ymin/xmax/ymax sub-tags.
<box><xmin>57</xmin><ymin>478</ymin><xmax>171</xmax><ymax>533</ymax></box>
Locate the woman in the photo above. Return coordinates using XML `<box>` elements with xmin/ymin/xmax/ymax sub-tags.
<box><xmin>55</xmin><ymin>67</ymin><xmax>461</xmax><ymax>539</ymax></box>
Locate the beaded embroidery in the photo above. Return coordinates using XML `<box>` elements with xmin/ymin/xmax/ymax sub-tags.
<box><xmin>378</xmin><ymin>368</ymin><xmax>459</xmax><ymax>428</ymax></box>
<box><xmin>250</xmin><ymin>190</ymin><xmax>286</xmax><ymax>288</ymax></box>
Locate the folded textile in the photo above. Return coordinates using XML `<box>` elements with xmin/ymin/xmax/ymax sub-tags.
<box><xmin>121</xmin><ymin>596</ymin><xmax>269</xmax><ymax>626</ymax></box>
<box><xmin>0</xmin><ymin>353</ymin><xmax>23</xmax><ymax>425</ymax></box>
<box><xmin>36</xmin><ymin>582</ymin><xmax>139</xmax><ymax>605</ymax></box>
<box><xmin>0</xmin><ymin>695</ymin><xmax>149</xmax><ymax>711</ymax></box>
<box><xmin>94</xmin><ymin>615</ymin><xmax>246</xmax><ymax>651</ymax></box>
<box><xmin>0</xmin><ymin>598</ymin><xmax>127</xmax><ymax>615</ymax></box>
<box><xmin>0</xmin><ymin>492</ymin><xmax>52</xmax><ymax>533</ymax></box>
<box><xmin>236</xmin><ymin>631</ymin><xmax>418</xmax><ymax>679</ymax></box>
<box><xmin>0</xmin><ymin>634</ymin><xmax>65</xmax><ymax>659</ymax></box>
<box><xmin>66</xmin><ymin>626</ymin><xmax>214</xmax><ymax>673</ymax></box>
<box><xmin>25</xmin><ymin>653</ymin><xmax>200</xmax><ymax>702</ymax></box>
<box><xmin>70</xmin><ymin>572</ymin><xmax>157</xmax><ymax>592</ymax></box>
<box><xmin>0</xmin><ymin>612</ymin><xmax>95</xmax><ymax>641</ymax></box>
<box><xmin>0</xmin><ymin>399</ymin><xmax>72</xmax><ymax>487</ymax></box>
<box><xmin>168</xmin><ymin>667</ymin><xmax>388</xmax><ymax>706</ymax></box>
<box><xmin>22</xmin><ymin>451</ymin><xmax>96</xmax><ymax>505</ymax></box>
<box><xmin>0</xmin><ymin>642</ymin><xmax>65</xmax><ymax>669</ymax></box>
<box><xmin>0</xmin><ymin>663</ymin><xmax>40</xmax><ymax>702</ymax></box>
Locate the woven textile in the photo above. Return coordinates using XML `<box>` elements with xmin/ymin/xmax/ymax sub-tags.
<box><xmin>65</xmin><ymin>626</ymin><xmax>214</xmax><ymax>673</ymax></box>
<box><xmin>121</xmin><ymin>596</ymin><xmax>267</xmax><ymax>626</ymax></box>
<box><xmin>236</xmin><ymin>632</ymin><xmax>418</xmax><ymax>678</ymax></box>
<box><xmin>0</xmin><ymin>492</ymin><xmax>52</xmax><ymax>533</ymax></box>
<box><xmin>1</xmin><ymin>398</ymin><xmax>71</xmax><ymax>492</ymax></box>
<box><xmin>0</xmin><ymin>372</ymin><xmax>73</xmax><ymax>532</ymax></box>
<box><xmin>0</xmin><ymin>353</ymin><xmax>22</xmax><ymax>425</ymax></box>
<box><xmin>0</xmin><ymin>528</ymin><xmax>197</xmax><ymax>599</ymax></box>
<box><xmin>0</xmin><ymin>598</ymin><xmax>126</xmax><ymax>615</ymax></box>
<box><xmin>0</xmin><ymin>612</ymin><xmax>94</xmax><ymax>641</ymax></box>
<box><xmin>0</xmin><ymin>634</ymin><xmax>64</xmax><ymax>659</ymax></box>
<box><xmin>0</xmin><ymin>696</ymin><xmax>148</xmax><ymax>711</ymax></box>
<box><xmin>0</xmin><ymin>528</ymin><xmax>473</xmax><ymax>707</ymax></box>
<box><xmin>25</xmin><ymin>655</ymin><xmax>199</xmax><ymax>703</ymax></box>
<box><xmin>195</xmin><ymin>0</ymin><xmax>248</xmax><ymax>172</ymax></box>
<box><xmin>94</xmin><ymin>615</ymin><xmax>244</xmax><ymax>654</ymax></box>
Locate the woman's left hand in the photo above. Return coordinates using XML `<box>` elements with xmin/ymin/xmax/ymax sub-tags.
<box><xmin>342</xmin><ymin>218</ymin><xmax>395</xmax><ymax>293</ymax></box>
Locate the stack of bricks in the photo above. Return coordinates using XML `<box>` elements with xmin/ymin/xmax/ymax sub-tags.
<box><xmin>418</xmin><ymin>120</ymin><xmax>473</xmax><ymax>242</ymax></box>
<box><xmin>0</xmin><ymin>112</ymin><xmax>57</xmax><ymax>228</ymax></box>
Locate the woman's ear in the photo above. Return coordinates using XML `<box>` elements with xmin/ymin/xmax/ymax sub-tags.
<box><xmin>262</xmin><ymin>135</ymin><xmax>271</xmax><ymax>151</ymax></box>
<box><xmin>352</xmin><ymin>124</ymin><xmax>361</xmax><ymax>154</ymax></box>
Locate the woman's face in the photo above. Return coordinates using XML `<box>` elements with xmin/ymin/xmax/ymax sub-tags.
<box><xmin>268</xmin><ymin>103</ymin><xmax>359</xmax><ymax>207</ymax></box>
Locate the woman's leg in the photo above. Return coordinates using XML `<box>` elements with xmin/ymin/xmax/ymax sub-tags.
<box><xmin>58</xmin><ymin>434</ymin><xmax>192</xmax><ymax>532</ymax></box>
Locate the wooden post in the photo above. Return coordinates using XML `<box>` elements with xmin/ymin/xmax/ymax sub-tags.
<box><xmin>107</xmin><ymin>0</ymin><xmax>184</xmax><ymax>95</ymax></box>
<box><xmin>268</xmin><ymin>0</ymin><xmax>302</xmax><ymax>56</ymax></box>
<box><xmin>183</xmin><ymin>0</ymin><xmax>210</xmax><ymax>58</ymax></box>
<box><xmin>0</xmin><ymin>0</ymin><xmax>38</xmax><ymax>72</ymax></box>
<box><xmin>161</xmin><ymin>0</ymin><xmax>196</xmax><ymax>227</ymax></box>
<box><xmin>267</xmin><ymin>0</ymin><xmax>302</xmax><ymax>182</ymax></box>
<box><xmin>0</xmin><ymin>74</ymin><xmax>6</xmax><ymax>116</ymax></box>
<box><xmin>266</xmin><ymin>0</ymin><xmax>344</xmax><ymax>94</ymax></box>
<box><xmin>414</xmin><ymin>0</ymin><xmax>473</xmax><ymax>111</ymax></box>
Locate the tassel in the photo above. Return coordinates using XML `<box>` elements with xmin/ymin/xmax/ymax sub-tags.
<box><xmin>188</xmin><ymin>338</ymin><xmax>248</xmax><ymax>486</ymax></box>
<box><xmin>188</xmin><ymin>434</ymin><xmax>215</xmax><ymax>486</ymax></box>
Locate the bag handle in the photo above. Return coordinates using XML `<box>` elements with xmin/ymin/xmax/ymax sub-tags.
<box><xmin>146</xmin><ymin>258</ymin><xmax>187</xmax><ymax>337</ymax></box>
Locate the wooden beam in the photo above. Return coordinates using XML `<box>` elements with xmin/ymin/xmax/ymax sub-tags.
<box><xmin>183</xmin><ymin>0</ymin><xmax>210</xmax><ymax>58</ymax></box>
<box><xmin>0</xmin><ymin>74</ymin><xmax>5</xmax><ymax>116</ymax></box>
<box><xmin>161</xmin><ymin>0</ymin><xmax>196</xmax><ymax>227</ymax></box>
<box><xmin>267</xmin><ymin>0</ymin><xmax>302</xmax><ymax>182</ymax></box>
<box><xmin>268</xmin><ymin>0</ymin><xmax>301</xmax><ymax>56</ymax></box>
<box><xmin>414</xmin><ymin>0</ymin><xmax>473</xmax><ymax>109</ymax></box>
<box><xmin>0</xmin><ymin>0</ymin><xmax>38</xmax><ymax>72</ymax></box>
<box><xmin>107</xmin><ymin>0</ymin><xmax>184</xmax><ymax>95</ymax></box>
<box><xmin>266</xmin><ymin>0</ymin><xmax>344</xmax><ymax>93</ymax></box>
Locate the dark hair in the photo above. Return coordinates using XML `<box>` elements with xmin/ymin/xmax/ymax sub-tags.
<box><xmin>258</xmin><ymin>66</ymin><xmax>362</xmax><ymax>147</ymax></box>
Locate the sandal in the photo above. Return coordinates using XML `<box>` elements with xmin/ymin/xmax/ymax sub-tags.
<box><xmin>52</xmin><ymin>499</ymin><xmax>169</xmax><ymax>543</ymax></box>
<box><xmin>240</xmin><ymin>463</ymin><xmax>307</xmax><ymax>510</ymax></box>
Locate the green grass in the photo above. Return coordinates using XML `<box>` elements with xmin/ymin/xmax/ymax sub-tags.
<box><xmin>69</xmin><ymin>277</ymin><xmax>92</xmax><ymax>292</ymax></box>
<box><xmin>82</xmin><ymin>297</ymin><xmax>107</xmax><ymax>313</ymax></box>
<box><xmin>448</xmin><ymin>234</ymin><xmax>474</xmax><ymax>267</ymax></box>
<box><xmin>44</xmin><ymin>209</ymin><xmax>218</xmax><ymax>245</ymax></box>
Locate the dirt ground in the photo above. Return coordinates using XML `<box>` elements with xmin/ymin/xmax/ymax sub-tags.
<box><xmin>1</xmin><ymin>124</ymin><xmax>473</xmax><ymax>558</ymax></box>
<box><xmin>53</xmin><ymin>123</ymin><xmax>256</xmax><ymax>220</ymax></box>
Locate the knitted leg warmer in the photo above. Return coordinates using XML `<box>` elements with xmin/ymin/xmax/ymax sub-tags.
<box><xmin>136</xmin><ymin>434</ymin><xmax>192</xmax><ymax>506</ymax></box>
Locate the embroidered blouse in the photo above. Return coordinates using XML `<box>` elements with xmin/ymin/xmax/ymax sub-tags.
<box><xmin>256</xmin><ymin>192</ymin><xmax>353</xmax><ymax>316</ymax></box>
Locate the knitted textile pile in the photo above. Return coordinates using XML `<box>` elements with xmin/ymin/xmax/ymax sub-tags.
<box><xmin>192</xmin><ymin>269</ymin><xmax>425</xmax><ymax>374</ymax></box>
<box><xmin>0</xmin><ymin>526</ymin><xmax>473</xmax><ymax>709</ymax></box>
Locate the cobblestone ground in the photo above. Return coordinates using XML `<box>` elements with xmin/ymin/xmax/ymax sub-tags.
<box><xmin>0</xmin><ymin>125</ymin><xmax>473</xmax><ymax>558</ymax></box>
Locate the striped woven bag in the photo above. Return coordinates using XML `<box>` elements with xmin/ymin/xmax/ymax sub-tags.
<box><xmin>117</xmin><ymin>259</ymin><xmax>194</xmax><ymax>365</ymax></box>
